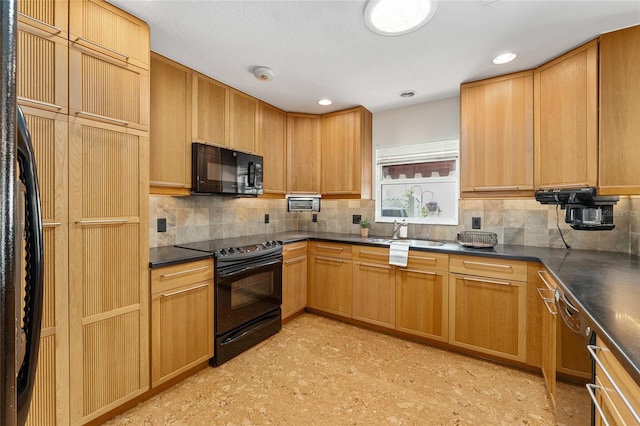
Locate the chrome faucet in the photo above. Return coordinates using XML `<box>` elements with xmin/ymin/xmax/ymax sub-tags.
<box><xmin>391</xmin><ymin>220</ymin><xmax>401</xmax><ymax>240</ymax></box>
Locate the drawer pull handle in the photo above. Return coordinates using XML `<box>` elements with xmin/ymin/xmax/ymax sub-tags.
<box><xmin>316</xmin><ymin>245</ymin><xmax>344</xmax><ymax>252</ymax></box>
<box><xmin>161</xmin><ymin>282</ymin><xmax>209</xmax><ymax>297</ymax></box>
<box><xmin>160</xmin><ymin>265</ymin><xmax>209</xmax><ymax>279</ymax></box>
<box><xmin>359</xmin><ymin>250</ymin><xmax>388</xmax><ymax>257</ymax></box>
<box><xmin>587</xmin><ymin>344</ymin><xmax>640</xmax><ymax>424</ymax></box>
<box><xmin>462</xmin><ymin>276</ymin><xmax>511</xmax><ymax>286</ymax></box>
<box><xmin>359</xmin><ymin>262</ymin><xmax>391</xmax><ymax>270</ymax></box>
<box><xmin>18</xmin><ymin>13</ymin><xmax>62</xmax><ymax>34</ymax></box>
<box><xmin>536</xmin><ymin>270</ymin><xmax>555</xmax><ymax>291</ymax></box>
<box><xmin>585</xmin><ymin>383</ymin><xmax>610</xmax><ymax>426</ymax></box>
<box><xmin>398</xmin><ymin>268</ymin><xmax>436</xmax><ymax>276</ymax></box>
<box><xmin>73</xmin><ymin>36</ymin><xmax>129</xmax><ymax>61</ymax></box>
<box><xmin>408</xmin><ymin>255</ymin><xmax>437</xmax><ymax>262</ymax></box>
<box><xmin>462</xmin><ymin>260</ymin><xmax>513</xmax><ymax>271</ymax></box>
<box><xmin>284</xmin><ymin>257</ymin><xmax>306</xmax><ymax>265</ymax></box>
<box><xmin>284</xmin><ymin>245</ymin><xmax>306</xmax><ymax>253</ymax></box>
<box><xmin>75</xmin><ymin>111</ymin><xmax>129</xmax><ymax>126</ymax></box>
<box><xmin>537</xmin><ymin>288</ymin><xmax>557</xmax><ymax>315</ymax></box>
<box><xmin>17</xmin><ymin>96</ymin><xmax>63</xmax><ymax>111</ymax></box>
<box><xmin>78</xmin><ymin>219</ymin><xmax>128</xmax><ymax>226</ymax></box>
<box><xmin>43</xmin><ymin>222</ymin><xmax>62</xmax><ymax>228</ymax></box>
<box><xmin>315</xmin><ymin>256</ymin><xmax>343</xmax><ymax>264</ymax></box>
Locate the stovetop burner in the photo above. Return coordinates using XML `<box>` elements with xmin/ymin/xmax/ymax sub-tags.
<box><xmin>176</xmin><ymin>238</ymin><xmax>282</xmax><ymax>258</ymax></box>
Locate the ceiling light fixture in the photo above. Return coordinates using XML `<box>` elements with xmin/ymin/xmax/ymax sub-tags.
<box><xmin>492</xmin><ymin>52</ymin><xmax>517</xmax><ymax>65</ymax></box>
<box><xmin>400</xmin><ymin>90</ymin><xmax>416</xmax><ymax>98</ymax></box>
<box><xmin>364</xmin><ymin>0</ymin><xmax>438</xmax><ymax>36</ymax></box>
<box><xmin>252</xmin><ymin>66</ymin><xmax>275</xmax><ymax>81</ymax></box>
<box><xmin>318</xmin><ymin>99</ymin><xmax>333</xmax><ymax>106</ymax></box>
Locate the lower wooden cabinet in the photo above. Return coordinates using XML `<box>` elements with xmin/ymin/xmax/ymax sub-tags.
<box><xmin>352</xmin><ymin>259</ymin><xmax>395</xmax><ymax>329</ymax></box>
<box><xmin>536</xmin><ymin>268</ymin><xmax>558</xmax><ymax>408</ymax></box>
<box><xmin>282</xmin><ymin>242</ymin><xmax>307</xmax><ymax>320</ymax></box>
<box><xmin>150</xmin><ymin>259</ymin><xmax>213</xmax><ymax>388</ymax></box>
<box><xmin>307</xmin><ymin>242</ymin><xmax>352</xmax><ymax>318</ymax></box>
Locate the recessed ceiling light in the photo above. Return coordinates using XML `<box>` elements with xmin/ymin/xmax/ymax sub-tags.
<box><xmin>492</xmin><ymin>52</ymin><xmax>517</xmax><ymax>65</ymax></box>
<box><xmin>364</xmin><ymin>0</ymin><xmax>438</xmax><ymax>37</ymax></box>
<box><xmin>318</xmin><ymin>99</ymin><xmax>332</xmax><ymax>106</ymax></box>
<box><xmin>400</xmin><ymin>90</ymin><xmax>416</xmax><ymax>98</ymax></box>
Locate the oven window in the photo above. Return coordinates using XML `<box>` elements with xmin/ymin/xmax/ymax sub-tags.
<box><xmin>231</xmin><ymin>271</ymin><xmax>274</xmax><ymax>310</ymax></box>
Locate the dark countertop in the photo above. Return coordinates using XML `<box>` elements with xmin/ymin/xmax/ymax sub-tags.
<box><xmin>150</xmin><ymin>231</ymin><xmax>640</xmax><ymax>385</ymax></box>
<box><xmin>149</xmin><ymin>246</ymin><xmax>213</xmax><ymax>268</ymax></box>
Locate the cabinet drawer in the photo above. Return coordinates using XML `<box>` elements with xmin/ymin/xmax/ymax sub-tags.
<box><xmin>352</xmin><ymin>245</ymin><xmax>389</xmax><ymax>263</ymax></box>
<box><xmin>308</xmin><ymin>241</ymin><xmax>352</xmax><ymax>259</ymax></box>
<box><xmin>406</xmin><ymin>250</ymin><xmax>449</xmax><ymax>272</ymax></box>
<box><xmin>151</xmin><ymin>259</ymin><xmax>213</xmax><ymax>293</ymax></box>
<box><xmin>283</xmin><ymin>241</ymin><xmax>307</xmax><ymax>260</ymax></box>
<box><xmin>450</xmin><ymin>254</ymin><xmax>527</xmax><ymax>281</ymax></box>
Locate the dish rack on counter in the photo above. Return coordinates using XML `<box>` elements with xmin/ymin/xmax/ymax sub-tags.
<box><xmin>457</xmin><ymin>231</ymin><xmax>498</xmax><ymax>248</ymax></box>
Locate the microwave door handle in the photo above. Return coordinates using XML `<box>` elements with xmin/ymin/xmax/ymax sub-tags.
<box><xmin>248</xmin><ymin>161</ymin><xmax>255</xmax><ymax>187</ymax></box>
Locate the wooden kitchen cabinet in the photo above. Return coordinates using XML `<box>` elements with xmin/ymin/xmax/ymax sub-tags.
<box><xmin>448</xmin><ymin>255</ymin><xmax>528</xmax><ymax>362</ymax></box>
<box><xmin>460</xmin><ymin>71</ymin><xmax>534</xmax><ymax>197</ymax></box>
<box><xmin>18</xmin><ymin>0</ymin><xmax>68</xmax><ymax>36</ymax></box>
<box><xmin>229</xmin><ymin>89</ymin><xmax>258</xmax><ymax>153</ymax></box>
<box><xmin>69</xmin><ymin>0</ymin><xmax>150</xmax><ymax>70</ymax></box>
<box><xmin>151</xmin><ymin>259</ymin><xmax>213</xmax><ymax>388</ymax></box>
<box><xmin>535</xmin><ymin>268</ymin><xmax>558</xmax><ymax>408</ymax></box>
<box><xmin>352</xmin><ymin>245</ymin><xmax>395</xmax><ymax>328</ymax></box>
<box><xmin>20</xmin><ymin>107</ymin><xmax>70</xmax><ymax>426</ymax></box>
<box><xmin>599</xmin><ymin>25</ymin><xmax>640</xmax><ymax>195</ymax></box>
<box><xmin>149</xmin><ymin>52</ymin><xmax>192</xmax><ymax>195</ymax></box>
<box><xmin>16</xmin><ymin>22</ymin><xmax>68</xmax><ymax>114</ymax></box>
<box><xmin>534</xmin><ymin>40</ymin><xmax>598</xmax><ymax>190</ymax></box>
<box><xmin>192</xmin><ymin>72</ymin><xmax>229</xmax><ymax>147</ymax></box>
<box><xmin>307</xmin><ymin>242</ymin><xmax>352</xmax><ymax>318</ymax></box>
<box><xmin>282</xmin><ymin>242</ymin><xmax>308</xmax><ymax>320</ymax></box>
<box><xmin>256</xmin><ymin>102</ymin><xmax>287</xmax><ymax>195</ymax></box>
<box><xmin>395</xmin><ymin>251</ymin><xmax>449</xmax><ymax>342</ymax></box>
<box><xmin>321</xmin><ymin>106</ymin><xmax>372</xmax><ymax>199</ymax></box>
<box><xmin>68</xmin><ymin>116</ymin><xmax>149</xmax><ymax>424</ymax></box>
<box><xmin>287</xmin><ymin>113</ymin><xmax>321</xmax><ymax>194</ymax></box>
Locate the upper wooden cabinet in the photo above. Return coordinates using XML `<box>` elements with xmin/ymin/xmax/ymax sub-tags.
<box><xmin>534</xmin><ymin>40</ymin><xmax>598</xmax><ymax>190</ymax></box>
<box><xmin>192</xmin><ymin>72</ymin><xmax>229</xmax><ymax>147</ymax></box>
<box><xmin>229</xmin><ymin>89</ymin><xmax>258</xmax><ymax>153</ymax></box>
<box><xmin>599</xmin><ymin>25</ymin><xmax>640</xmax><ymax>195</ymax></box>
<box><xmin>18</xmin><ymin>0</ymin><xmax>68</xmax><ymax>36</ymax></box>
<box><xmin>257</xmin><ymin>102</ymin><xmax>287</xmax><ymax>195</ymax></box>
<box><xmin>287</xmin><ymin>113</ymin><xmax>322</xmax><ymax>194</ymax></box>
<box><xmin>321</xmin><ymin>106</ymin><xmax>372</xmax><ymax>198</ymax></box>
<box><xmin>69</xmin><ymin>0</ymin><xmax>150</xmax><ymax>70</ymax></box>
<box><xmin>460</xmin><ymin>71</ymin><xmax>534</xmax><ymax>197</ymax></box>
<box><xmin>149</xmin><ymin>53</ymin><xmax>192</xmax><ymax>195</ymax></box>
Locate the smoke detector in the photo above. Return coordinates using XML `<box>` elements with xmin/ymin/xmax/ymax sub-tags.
<box><xmin>252</xmin><ymin>66</ymin><xmax>275</xmax><ymax>81</ymax></box>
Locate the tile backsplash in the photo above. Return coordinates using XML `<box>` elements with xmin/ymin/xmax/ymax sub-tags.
<box><xmin>149</xmin><ymin>195</ymin><xmax>640</xmax><ymax>256</ymax></box>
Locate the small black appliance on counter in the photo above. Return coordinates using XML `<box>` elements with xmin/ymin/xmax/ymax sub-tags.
<box><xmin>534</xmin><ymin>187</ymin><xmax>619</xmax><ymax>230</ymax></box>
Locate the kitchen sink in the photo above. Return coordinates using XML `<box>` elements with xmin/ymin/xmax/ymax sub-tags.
<box><xmin>365</xmin><ymin>238</ymin><xmax>445</xmax><ymax>247</ymax></box>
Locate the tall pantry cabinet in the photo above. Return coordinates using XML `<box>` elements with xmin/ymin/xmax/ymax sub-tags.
<box><xmin>17</xmin><ymin>0</ymin><xmax>150</xmax><ymax>424</ymax></box>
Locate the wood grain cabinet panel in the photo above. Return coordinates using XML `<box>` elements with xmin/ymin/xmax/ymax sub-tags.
<box><xmin>599</xmin><ymin>25</ymin><xmax>640</xmax><ymax>195</ymax></box>
<box><xmin>534</xmin><ymin>40</ymin><xmax>598</xmax><ymax>190</ymax></box>
<box><xmin>192</xmin><ymin>72</ymin><xmax>229</xmax><ymax>147</ymax></box>
<box><xmin>287</xmin><ymin>113</ymin><xmax>321</xmax><ymax>194</ymax></box>
<box><xmin>17</xmin><ymin>23</ymin><xmax>68</xmax><ymax>114</ymax></box>
<box><xmin>256</xmin><ymin>102</ymin><xmax>286</xmax><ymax>195</ymax></box>
<box><xmin>68</xmin><ymin>117</ymin><xmax>149</xmax><ymax>424</ymax></box>
<box><xmin>460</xmin><ymin>71</ymin><xmax>534</xmax><ymax>197</ymax></box>
<box><xmin>69</xmin><ymin>0</ymin><xmax>150</xmax><ymax>70</ymax></box>
<box><xmin>282</xmin><ymin>242</ymin><xmax>308</xmax><ymax>320</ymax></box>
<box><xmin>229</xmin><ymin>89</ymin><xmax>257</xmax><ymax>153</ymax></box>
<box><xmin>352</xmin><ymin>250</ymin><xmax>395</xmax><ymax>329</ymax></box>
<box><xmin>307</xmin><ymin>242</ymin><xmax>352</xmax><ymax>318</ymax></box>
<box><xmin>18</xmin><ymin>0</ymin><xmax>68</xmax><ymax>35</ymax></box>
<box><xmin>149</xmin><ymin>52</ymin><xmax>192</xmax><ymax>195</ymax></box>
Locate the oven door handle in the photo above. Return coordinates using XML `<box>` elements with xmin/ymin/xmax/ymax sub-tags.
<box><xmin>217</xmin><ymin>258</ymin><xmax>282</xmax><ymax>278</ymax></box>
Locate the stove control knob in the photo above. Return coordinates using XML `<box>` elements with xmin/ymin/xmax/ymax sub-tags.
<box><xmin>219</xmin><ymin>249</ymin><xmax>227</xmax><ymax>255</ymax></box>
<box><xmin>265</xmin><ymin>241</ymin><xmax>271</xmax><ymax>247</ymax></box>
<box><xmin>271</xmin><ymin>240</ymin><xmax>278</xmax><ymax>246</ymax></box>
<box><xmin>228</xmin><ymin>247</ymin><xmax>235</xmax><ymax>254</ymax></box>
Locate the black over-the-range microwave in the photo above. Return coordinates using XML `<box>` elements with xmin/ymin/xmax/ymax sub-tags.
<box><xmin>192</xmin><ymin>142</ymin><xmax>263</xmax><ymax>195</ymax></box>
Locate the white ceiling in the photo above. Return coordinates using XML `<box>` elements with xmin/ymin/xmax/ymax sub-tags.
<box><xmin>110</xmin><ymin>0</ymin><xmax>640</xmax><ymax>114</ymax></box>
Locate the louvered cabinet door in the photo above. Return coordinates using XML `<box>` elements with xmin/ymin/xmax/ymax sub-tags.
<box><xmin>68</xmin><ymin>117</ymin><xmax>149</xmax><ymax>425</ymax></box>
<box><xmin>17</xmin><ymin>22</ymin><xmax>68</xmax><ymax>114</ymax></box>
<box><xmin>21</xmin><ymin>107</ymin><xmax>69</xmax><ymax>426</ymax></box>
<box><xmin>69</xmin><ymin>45</ymin><xmax>150</xmax><ymax>130</ymax></box>
<box><xmin>69</xmin><ymin>0</ymin><xmax>150</xmax><ymax>70</ymax></box>
<box><xmin>17</xmin><ymin>0</ymin><xmax>68</xmax><ymax>36</ymax></box>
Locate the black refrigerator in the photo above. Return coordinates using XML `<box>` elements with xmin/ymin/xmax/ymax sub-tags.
<box><xmin>1</xmin><ymin>0</ymin><xmax>45</xmax><ymax>424</ymax></box>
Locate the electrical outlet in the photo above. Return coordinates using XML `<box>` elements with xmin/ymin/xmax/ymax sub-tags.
<box><xmin>352</xmin><ymin>214</ymin><xmax>361</xmax><ymax>224</ymax></box>
<box><xmin>157</xmin><ymin>218</ymin><xmax>167</xmax><ymax>233</ymax></box>
<box><xmin>264</xmin><ymin>214</ymin><xmax>269</xmax><ymax>224</ymax></box>
<box><xmin>472</xmin><ymin>217</ymin><xmax>481</xmax><ymax>229</ymax></box>
<box><xmin>312</xmin><ymin>213</ymin><xmax>318</xmax><ymax>223</ymax></box>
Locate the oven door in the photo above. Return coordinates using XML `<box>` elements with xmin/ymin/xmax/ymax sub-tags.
<box><xmin>215</xmin><ymin>257</ymin><xmax>282</xmax><ymax>335</ymax></box>
<box><xmin>192</xmin><ymin>143</ymin><xmax>237</xmax><ymax>194</ymax></box>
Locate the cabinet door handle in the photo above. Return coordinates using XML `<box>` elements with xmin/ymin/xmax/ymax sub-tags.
<box><xmin>161</xmin><ymin>282</ymin><xmax>209</xmax><ymax>298</ymax></box>
<box><xmin>358</xmin><ymin>262</ymin><xmax>391</xmax><ymax>270</ymax></box>
<box><xmin>42</xmin><ymin>222</ymin><xmax>62</xmax><ymax>228</ymax></box>
<box><xmin>18</xmin><ymin>13</ymin><xmax>62</xmax><ymax>34</ymax></box>
<box><xmin>538</xmin><ymin>183</ymin><xmax>589</xmax><ymax>190</ymax></box>
<box><xmin>536</xmin><ymin>270</ymin><xmax>555</xmax><ymax>291</ymax></box>
<box><xmin>398</xmin><ymin>268</ymin><xmax>436</xmax><ymax>276</ymax></box>
<box><xmin>462</xmin><ymin>260</ymin><xmax>513</xmax><ymax>271</ymax></box>
<box><xmin>537</xmin><ymin>288</ymin><xmax>558</xmax><ymax>315</ymax></box>
<box><xmin>585</xmin><ymin>383</ymin><xmax>610</xmax><ymax>426</ymax></box>
<box><xmin>358</xmin><ymin>250</ymin><xmax>388</xmax><ymax>257</ymax></box>
<box><xmin>472</xmin><ymin>186</ymin><xmax>522</xmax><ymax>191</ymax></box>
<box><xmin>316</xmin><ymin>245</ymin><xmax>344</xmax><ymax>252</ymax></box>
<box><xmin>150</xmin><ymin>180</ymin><xmax>187</xmax><ymax>188</ymax></box>
<box><xmin>78</xmin><ymin>219</ymin><xmax>128</xmax><ymax>226</ymax></box>
<box><xmin>462</xmin><ymin>276</ymin><xmax>511</xmax><ymax>286</ymax></box>
<box><xmin>160</xmin><ymin>265</ymin><xmax>209</xmax><ymax>279</ymax></box>
<box><xmin>17</xmin><ymin>96</ymin><xmax>63</xmax><ymax>111</ymax></box>
<box><xmin>75</xmin><ymin>111</ymin><xmax>129</xmax><ymax>126</ymax></box>
<box><xmin>73</xmin><ymin>36</ymin><xmax>129</xmax><ymax>61</ymax></box>
<box><xmin>284</xmin><ymin>257</ymin><xmax>306</xmax><ymax>265</ymax></box>
<box><xmin>315</xmin><ymin>256</ymin><xmax>344</xmax><ymax>264</ymax></box>
<box><xmin>587</xmin><ymin>345</ymin><xmax>640</xmax><ymax>424</ymax></box>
